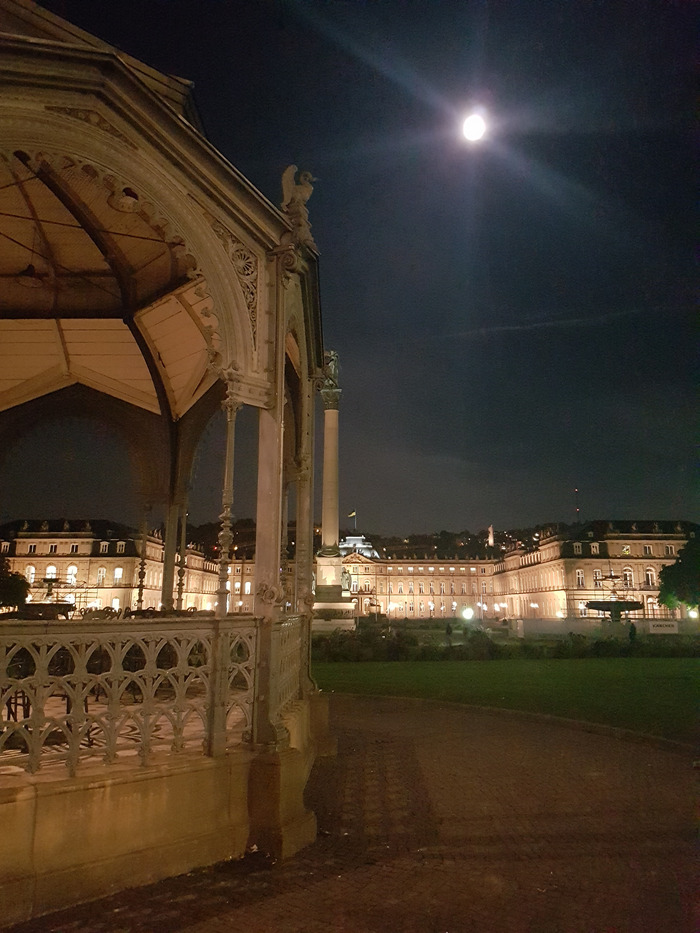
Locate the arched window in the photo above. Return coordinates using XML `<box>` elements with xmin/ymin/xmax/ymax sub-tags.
<box><xmin>25</xmin><ymin>565</ymin><xmax>35</xmax><ymax>584</ymax></box>
<box><xmin>576</xmin><ymin>569</ymin><xmax>585</xmax><ymax>588</ymax></box>
<box><xmin>96</xmin><ymin>567</ymin><xmax>106</xmax><ymax>586</ymax></box>
<box><xmin>622</xmin><ymin>567</ymin><xmax>633</xmax><ymax>587</ymax></box>
<box><xmin>66</xmin><ymin>565</ymin><xmax>78</xmax><ymax>585</ymax></box>
<box><xmin>644</xmin><ymin>568</ymin><xmax>655</xmax><ymax>587</ymax></box>
<box><xmin>364</xmin><ymin>580</ymin><xmax>371</xmax><ymax>592</ymax></box>
<box><xmin>113</xmin><ymin>567</ymin><xmax>123</xmax><ymax>584</ymax></box>
<box><xmin>46</xmin><ymin>565</ymin><xmax>57</xmax><ymax>579</ymax></box>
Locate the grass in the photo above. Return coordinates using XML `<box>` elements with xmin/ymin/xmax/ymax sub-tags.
<box><xmin>312</xmin><ymin>658</ymin><xmax>699</xmax><ymax>745</ymax></box>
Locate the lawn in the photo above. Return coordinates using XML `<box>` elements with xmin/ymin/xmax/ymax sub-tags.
<box><xmin>312</xmin><ymin>658</ymin><xmax>699</xmax><ymax>745</ymax></box>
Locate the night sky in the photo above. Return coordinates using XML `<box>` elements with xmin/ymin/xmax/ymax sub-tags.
<box><xmin>2</xmin><ymin>0</ymin><xmax>696</xmax><ymax>535</ymax></box>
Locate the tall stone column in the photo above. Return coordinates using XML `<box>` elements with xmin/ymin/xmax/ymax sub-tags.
<box><xmin>319</xmin><ymin>349</ymin><xmax>341</xmax><ymax>557</ymax></box>
<box><xmin>314</xmin><ymin>349</ymin><xmax>346</xmax><ymax>606</ymax></box>
<box><xmin>216</xmin><ymin>380</ymin><xmax>241</xmax><ymax>619</ymax></box>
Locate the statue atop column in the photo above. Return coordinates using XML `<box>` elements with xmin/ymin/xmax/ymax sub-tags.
<box><xmin>319</xmin><ymin>349</ymin><xmax>341</xmax><ymax>411</ymax></box>
<box><xmin>281</xmin><ymin>165</ymin><xmax>317</xmax><ymax>249</ymax></box>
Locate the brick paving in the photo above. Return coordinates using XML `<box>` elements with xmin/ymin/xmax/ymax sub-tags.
<box><xmin>5</xmin><ymin>695</ymin><xmax>697</xmax><ymax>933</ymax></box>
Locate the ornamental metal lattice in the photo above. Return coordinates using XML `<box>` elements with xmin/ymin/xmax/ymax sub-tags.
<box><xmin>0</xmin><ymin>618</ymin><xmax>255</xmax><ymax>775</ymax></box>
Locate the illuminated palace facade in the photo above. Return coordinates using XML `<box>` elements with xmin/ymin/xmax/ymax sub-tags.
<box><xmin>2</xmin><ymin>519</ymin><xmax>695</xmax><ymax>625</ymax></box>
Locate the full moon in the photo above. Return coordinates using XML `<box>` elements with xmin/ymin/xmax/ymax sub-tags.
<box><xmin>462</xmin><ymin>113</ymin><xmax>486</xmax><ymax>141</ymax></box>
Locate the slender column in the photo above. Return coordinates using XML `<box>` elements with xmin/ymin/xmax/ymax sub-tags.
<box><xmin>216</xmin><ymin>382</ymin><xmax>241</xmax><ymax>619</ymax></box>
<box><xmin>318</xmin><ymin>350</ymin><xmax>341</xmax><ymax>557</ymax></box>
<box><xmin>136</xmin><ymin>509</ymin><xmax>149</xmax><ymax>610</ymax></box>
<box><xmin>253</xmin><ymin>406</ymin><xmax>284</xmax><ymax>617</ymax></box>
<box><xmin>176</xmin><ymin>504</ymin><xmax>188</xmax><ymax>610</ymax></box>
<box><xmin>161</xmin><ymin>502</ymin><xmax>179</xmax><ymax>611</ymax></box>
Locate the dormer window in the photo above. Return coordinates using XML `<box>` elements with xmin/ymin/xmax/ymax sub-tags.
<box><xmin>573</xmin><ymin>543</ymin><xmax>582</xmax><ymax>555</ymax></box>
<box><xmin>100</xmin><ymin>542</ymin><xmax>109</xmax><ymax>554</ymax></box>
<box><xmin>117</xmin><ymin>541</ymin><xmax>125</xmax><ymax>554</ymax></box>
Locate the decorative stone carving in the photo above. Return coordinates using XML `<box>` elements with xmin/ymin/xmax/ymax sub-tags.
<box><xmin>205</xmin><ymin>214</ymin><xmax>258</xmax><ymax>347</ymax></box>
<box><xmin>280</xmin><ymin>165</ymin><xmax>317</xmax><ymax>249</ymax></box>
<box><xmin>44</xmin><ymin>106</ymin><xmax>137</xmax><ymax>149</ymax></box>
<box><xmin>256</xmin><ymin>581</ymin><xmax>283</xmax><ymax>605</ymax></box>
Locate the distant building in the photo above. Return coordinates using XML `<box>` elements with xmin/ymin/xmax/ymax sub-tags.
<box><xmin>2</xmin><ymin>519</ymin><xmax>696</xmax><ymax>628</ymax></box>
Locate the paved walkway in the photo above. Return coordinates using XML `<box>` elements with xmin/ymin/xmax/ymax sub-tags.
<box><xmin>7</xmin><ymin>696</ymin><xmax>697</xmax><ymax>933</ymax></box>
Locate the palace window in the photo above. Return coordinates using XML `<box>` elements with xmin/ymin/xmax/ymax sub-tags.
<box><xmin>117</xmin><ymin>541</ymin><xmax>125</xmax><ymax>554</ymax></box>
<box><xmin>25</xmin><ymin>565</ymin><xmax>35</xmax><ymax>584</ymax></box>
<box><xmin>46</xmin><ymin>565</ymin><xmax>57</xmax><ymax>579</ymax></box>
<box><xmin>49</xmin><ymin>544</ymin><xmax>57</xmax><ymax>554</ymax></box>
<box><xmin>408</xmin><ymin>581</ymin><xmax>414</xmax><ymax>594</ymax></box>
<box><xmin>450</xmin><ymin>582</ymin><xmax>455</xmax><ymax>595</ymax></box>
<box><xmin>593</xmin><ymin>569</ymin><xmax>602</xmax><ymax>588</ymax></box>
<box><xmin>28</xmin><ymin>544</ymin><xmax>36</xmax><ymax>554</ymax></box>
<box><xmin>244</xmin><ymin>581</ymin><xmax>251</xmax><ymax>595</ymax></box>
<box><xmin>388</xmin><ymin>583</ymin><xmax>393</xmax><ymax>594</ymax></box>
<box><xmin>67</xmin><ymin>565</ymin><xmax>78</xmax><ymax>585</ymax></box>
<box><xmin>351</xmin><ymin>580</ymin><xmax>358</xmax><ymax>593</ymax></box>
<box><xmin>622</xmin><ymin>545</ymin><xmax>631</xmax><ymax>555</ymax></box>
<box><xmin>578</xmin><ymin>601</ymin><xmax>587</xmax><ymax>617</ymax></box>
<box><xmin>574</xmin><ymin>543</ymin><xmax>582</xmax><ymax>555</ymax></box>
<box><xmin>70</xmin><ymin>544</ymin><xmax>78</xmax><ymax>553</ymax></box>
<box><xmin>398</xmin><ymin>582</ymin><xmax>404</xmax><ymax>594</ymax></box>
<box><xmin>481</xmin><ymin>582</ymin><xmax>487</xmax><ymax>594</ymax></box>
<box><xmin>461</xmin><ymin>583</ymin><xmax>466</xmax><ymax>594</ymax></box>
<box><xmin>96</xmin><ymin>567</ymin><xmax>106</xmax><ymax>586</ymax></box>
<box><xmin>590</xmin><ymin>543</ymin><xmax>599</xmax><ymax>555</ymax></box>
<box><xmin>576</xmin><ymin>569</ymin><xmax>585</xmax><ymax>588</ymax></box>
<box><xmin>643</xmin><ymin>545</ymin><xmax>652</xmax><ymax>556</ymax></box>
<box><xmin>419</xmin><ymin>582</ymin><xmax>424</xmax><ymax>594</ymax></box>
<box><xmin>664</xmin><ymin>545</ymin><xmax>674</xmax><ymax>556</ymax></box>
<box><xmin>439</xmin><ymin>582</ymin><xmax>445</xmax><ymax>594</ymax></box>
<box><xmin>100</xmin><ymin>542</ymin><xmax>109</xmax><ymax>554</ymax></box>
<box><xmin>622</xmin><ymin>568</ymin><xmax>633</xmax><ymax>587</ymax></box>
<box><xmin>429</xmin><ymin>582</ymin><xmax>435</xmax><ymax>594</ymax></box>
<box><xmin>1</xmin><ymin>542</ymin><xmax>8</xmax><ymax>553</ymax></box>
<box><xmin>234</xmin><ymin>581</ymin><xmax>241</xmax><ymax>593</ymax></box>
<box><xmin>113</xmin><ymin>567</ymin><xmax>123</xmax><ymax>584</ymax></box>
<box><xmin>644</xmin><ymin>568</ymin><xmax>655</xmax><ymax>587</ymax></box>
<box><xmin>364</xmin><ymin>580</ymin><xmax>371</xmax><ymax>592</ymax></box>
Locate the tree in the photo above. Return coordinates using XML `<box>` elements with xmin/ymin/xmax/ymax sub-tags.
<box><xmin>658</xmin><ymin>538</ymin><xmax>700</xmax><ymax>609</ymax></box>
<box><xmin>0</xmin><ymin>555</ymin><xmax>30</xmax><ymax>609</ymax></box>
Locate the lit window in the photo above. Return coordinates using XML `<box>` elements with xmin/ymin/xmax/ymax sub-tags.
<box><xmin>234</xmin><ymin>581</ymin><xmax>241</xmax><ymax>593</ymax></box>
<box><xmin>117</xmin><ymin>541</ymin><xmax>125</xmax><ymax>554</ymax></box>
<box><xmin>364</xmin><ymin>580</ymin><xmax>371</xmax><ymax>592</ymax></box>
<box><xmin>461</xmin><ymin>583</ymin><xmax>466</xmax><ymax>594</ymax></box>
<box><xmin>351</xmin><ymin>580</ymin><xmax>358</xmax><ymax>593</ymax></box>
<box><xmin>67</xmin><ymin>565</ymin><xmax>78</xmax><ymax>585</ymax></box>
<box><xmin>235</xmin><ymin>566</ymin><xmax>241</xmax><ymax>573</ymax></box>
<box><xmin>578</xmin><ymin>601</ymin><xmax>587</xmax><ymax>617</ymax></box>
<box><xmin>100</xmin><ymin>542</ymin><xmax>109</xmax><ymax>554</ymax></box>
<box><xmin>576</xmin><ymin>569</ymin><xmax>585</xmax><ymax>588</ymax></box>
<box><xmin>244</xmin><ymin>581</ymin><xmax>251</xmax><ymax>595</ymax></box>
<box><xmin>46</xmin><ymin>565</ymin><xmax>57</xmax><ymax>579</ymax></box>
<box><xmin>419</xmin><ymin>582</ymin><xmax>424</xmax><ymax>594</ymax></box>
<box><xmin>429</xmin><ymin>582</ymin><xmax>434</xmax><ymax>594</ymax></box>
<box><xmin>480</xmin><ymin>567</ymin><xmax>486</xmax><ymax>574</ymax></box>
<box><xmin>113</xmin><ymin>567</ymin><xmax>123</xmax><ymax>584</ymax></box>
<box><xmin>593</xmin><ymin>569</ymin><xmax>602</xmax><ymax>588</ymax></box>
<box><xmin>1</xmin><ymin>541</ymin><xmax>8</xmax><ymax>553</ymax></box>
<box><xmin>622</xmin><ymin>545</ymin><xmax>631</xmax><ymax>555</ymax></box>
<box><xmin>664</xmin><ymin>545</ymin><xmax>674</xmax><ymax>556</ymax></box>
<box><xmin>96</xmin><ymin>567</ymin><xmax>106</xmax><ymax>586</ymax></box>
<box><xmin>408</xmin><ymin>581</ymin><xmax>414</xmax><ymax>594</ymax></box>
<box><xmin>25</xmin><ymin>565</ymin><xmax>35</xmax><ymax>584</ymax></box>
<box><xmin>439</xmin><ymin>582</ymin><xmax>445</xmax><ymax>594</ymax></box>
<box><xmin>470</xmin><ymin>567</ymin><xmax>476</xmax><ymax>573</ymax></box>
<box><xmin>643</xmin><ymin>545</ymin><xmax>652</xmax><ymax>556</ymax></box>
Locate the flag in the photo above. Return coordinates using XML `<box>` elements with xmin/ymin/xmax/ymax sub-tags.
<box><xmin>347</xmin><ymin>510</ymin><xmax>356</xmax><ymax>518</ymax></box>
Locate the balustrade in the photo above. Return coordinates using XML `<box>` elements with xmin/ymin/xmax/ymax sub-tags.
<box><xmin>0</xmin><ymin>617</ymin><xmax>258</xmax><ymax>775</ymax></box>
